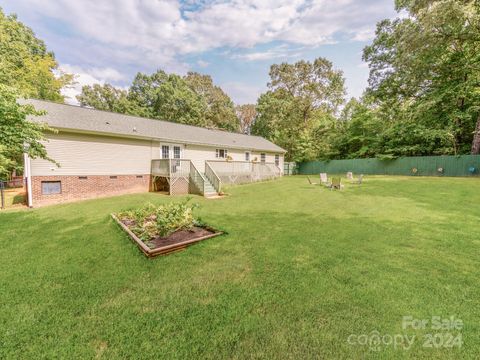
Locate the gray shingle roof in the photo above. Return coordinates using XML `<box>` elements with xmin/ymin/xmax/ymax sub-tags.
<box><xmin>22</xmin><ymin>99</ymin><xmax>286</xmax><ymax>153</ymax></box>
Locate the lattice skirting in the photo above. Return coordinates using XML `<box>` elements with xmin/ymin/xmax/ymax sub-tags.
<box><xmin>169</xmin><ymin>177</ymin><xmax>189</xmax><ymax>195</ymax></box>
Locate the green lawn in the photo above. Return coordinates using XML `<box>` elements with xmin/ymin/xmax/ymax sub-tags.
<box><xmin>0</xmin><ymin>176</ymin><xmax>479</xmax><ymax>359</ymax></box>
<box><xmin>1</xmin><ymin>188</ymin><xmax>25</xmax><ymax>209</ymax></box>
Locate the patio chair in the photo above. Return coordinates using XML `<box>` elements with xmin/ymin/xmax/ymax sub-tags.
<box><xmin>330</xmin><ymin>177</ymin><xmax>343</xmax><ymax>190</ymax></box>
<box><xmin>351</xmin><ymin>174</ymin><xmax>364</xmax><ymax>185</ymax></box>
<box><xmin>346</xmin><ymin>171</ymin><xmax>353</xmax><ymax>180</ymax></box>
<box><xmin>320</xmin><ymin>173</ymin><xmax>331</xmax><ymax>187</ymax></box>
<box><xmin>307</xmin><ymin>176</ymin><xmax>319</xmax><ymax>185</ymax></box>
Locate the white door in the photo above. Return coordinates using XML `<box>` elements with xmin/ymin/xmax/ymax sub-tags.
<box><xmin>161</xmin><ymin>145</ymin><xmax>170</xmax><ymax>159</ymax></box>
<box><xmin>173</xmin><ymin>146</ymin><xmax>181</xmax><ymax>159</ymax></box>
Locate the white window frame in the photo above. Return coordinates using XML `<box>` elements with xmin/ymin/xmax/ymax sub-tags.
<box><xmin>216</xmin><ymin>149</ymin><xmax>228</xmax><ymax>159</ymax></box>
<box><xmin>275</xmin><ymin>154</ymin><xmax>280</xmax><ymax>166</ymax></box>
<box><xmin>173</xmin><ymin>145</ymin><xmax>181</xmax><ymax>159</ymax></box>
<box><xmin>245</xmin><ymin>152</ymin><xmax>250</xmax><ymax>161</ymax></box>
<box><xmin>161</xmin><ymin>145</ymin><xmax>170</xmax><ymax>159</ymax></box>
<box><xmin>161</xmin><ymin>144</ymin><xmax>182</xmax><ymax>159</ymax></box>
<box><xmin>260</xmin><ymin>153</ymin><xmax>266</xmax><ymax>163</ymax></box>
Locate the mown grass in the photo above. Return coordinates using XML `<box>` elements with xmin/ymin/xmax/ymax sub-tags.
<box><xmin>0</xmin><ymin>176</ymin><xmax>479</xmax><ymax>359</ymax></box>
<box><xmin>0</xmin><ymin>188</ymin><xmax>25</xmax><ymax>209</ymax></box>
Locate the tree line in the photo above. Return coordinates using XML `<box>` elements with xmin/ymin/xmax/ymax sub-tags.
<box><xmin>253</xmin><ymin>0</ymin><xmax>480</xmax><ymax>161</ymax></box>
<box><xmin>1</xmin><ymin>0</ymin><xmax>480</xmax><ymax>178</ymax></box>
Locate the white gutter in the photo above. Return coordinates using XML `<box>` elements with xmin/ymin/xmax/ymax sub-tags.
<box><xmin>23</xmin><ymin>153</ymin><xmax>33</xmax><ymax>207</ymax></box>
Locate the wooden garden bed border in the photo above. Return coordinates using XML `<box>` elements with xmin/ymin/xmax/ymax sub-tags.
<box><xmin>111</xmin><ymin>214</ymin><xmax>223</xmax><ymax>257</ymax></box>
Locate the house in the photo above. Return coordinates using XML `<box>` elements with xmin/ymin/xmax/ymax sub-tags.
<box><xmin>22</xmin><ymin>99</ymin><xmax>286</xmax><ymax>207</ymax></box>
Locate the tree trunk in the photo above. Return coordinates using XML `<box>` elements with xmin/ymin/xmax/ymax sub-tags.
<box><xmin>471</xmin><ymin>113</ymin><xmax>480</xmax><ymax>155</ymax></box>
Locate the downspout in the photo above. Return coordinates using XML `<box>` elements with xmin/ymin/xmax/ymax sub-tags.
<box><xmin>24</xmin><ymin>153</ymin><xmax>33</xmax><ymax>207</ymax></box>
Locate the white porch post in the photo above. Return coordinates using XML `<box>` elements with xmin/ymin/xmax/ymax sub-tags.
<box><xmin>23</xmin><ymin>153</ymin><xmax>33</xmax><ymax>207</ymax></box>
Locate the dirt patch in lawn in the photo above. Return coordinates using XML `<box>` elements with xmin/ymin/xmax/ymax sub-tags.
<box><xmin>112</xmin><ymin>214</ymin><xmax>223</xmax><ymax>257</ymax></box>
<box><xmin>148</xmin><ymin>226</ymin><xmax>216</xmax><ymax>248</ymax></box>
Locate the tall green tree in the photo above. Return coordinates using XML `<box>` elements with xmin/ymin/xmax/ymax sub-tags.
<box><xmin>153</xmin><ymin>73</ymin><xmax>207</xmax><ymax>126</ymax></box>
<box><xmin>77</xmin><ymin>84</ymin><xmax>139</xmax><ymax>115</ymax></box>
<box><xmin>184</xmin><ymin>72</ymin><xmax>238</xmax><ymax>131</ymax></box>
<box><xmin>363</xmin><ymin>0</ymin><xmax>480</xmax><ymax>155</ymax></box>
<box><xmin>252</xmin><ymin>58</ymin><xmax>346</xmax><ymax>161</ymax></box>
<box><xmin>333</xmin><ymin>98</ymin><xmax>383</xmax><ymax>159</ymax></box>
<box><xmin>236</xmin><ymin>104</ymin><xmax>257</xmax><ymax>134</ymax></box>
<box><xmin>0</xmin><ymin>8</ymin><xmax>71</xmax><ymax>101</ymax></box>
<box><xmin>0</xmin><ymin>85</ymin><xmax>56</xmax><ymax>176</ymax></box>
<box><xmin>78</xmin><ymin>70</ymin><xmax>240</xmax><ymax>131</ymax></box>
<box><xmin>127</xmin><ymin>70</ymin><xmax>169</xmax><ymax>119</ymax></box>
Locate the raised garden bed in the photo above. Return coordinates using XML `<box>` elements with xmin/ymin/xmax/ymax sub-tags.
<box><xmin>112</xmin><ymin>214</ymin><xmax>222</xmax><ymax>257</ymax></box>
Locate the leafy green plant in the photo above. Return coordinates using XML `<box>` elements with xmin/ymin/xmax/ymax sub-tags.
<box><xmin>117</xmin><ymin>199</ymin><xmax>199</xmax><ymax>241</ymax></box>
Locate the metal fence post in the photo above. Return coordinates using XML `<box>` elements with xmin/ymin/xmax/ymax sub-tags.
<box><xmin>0</xmin><ymin>181</ymin><xmax>5</xmax><ymax>210</ymax></box>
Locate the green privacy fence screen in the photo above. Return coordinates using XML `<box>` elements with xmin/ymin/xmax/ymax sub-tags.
<box><xmin>298</xmin><ymin>155</ymin><xmax>480</xmax><ymax>177</ymax></box>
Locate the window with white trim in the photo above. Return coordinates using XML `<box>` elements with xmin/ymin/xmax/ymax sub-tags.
<box><xmin>275</xmin><ymin>154</ymin><xmax>280</xmax><ymax>166</ymax></box>
<box><xmin>216</xmin><ymin>149</ymin><xmax>228</xmax><ymax>158</ymax></box>
<box><xmin>260</xmin><ymin>153</ymin><xmax>266</xmax><ymax>163</ymax></box>
<box><xmin>173</xmin><ymin>146</ymin><xmax>181</xmax><ymax>159</ymax></box>
<box><xmin>161</xmin><ymin>145</ymin><xmax>169</xmax><ymax>159</ymax></box>
<box><xmin>245</xmin><ymin>152</ymin><xmax>250</xmax><ymax>161</ymax></box>
<box><xmin>41</xmin><ymin>181</ymin><xmax>61</xmax><ymax>195</ymax></box>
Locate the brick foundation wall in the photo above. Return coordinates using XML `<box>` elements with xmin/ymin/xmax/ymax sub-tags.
<box><xmin>31</xmin><ymin>174</ymin><xmax>151</xmax><ymax>206</ymax></box>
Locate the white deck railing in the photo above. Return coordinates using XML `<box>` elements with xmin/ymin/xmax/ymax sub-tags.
<box><xmin>151</xmin><ymin>159</ymin><xmax>282</xmax><ymax>193</ymax></box>
<box><xmin>205</xmin><ymin>160</ymin><xmax>281</xmax><ymax>185</ymax></box>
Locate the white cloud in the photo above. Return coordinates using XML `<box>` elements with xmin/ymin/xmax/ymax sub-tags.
<box><xmin>59</xmin><ymin>64</ymin><xmax>127</xmax><ymax>105</ymax></box>
<box><xmin>222</xmin><ymin>81</ymin><xmax>266</xmax><ymax>105</ymax></box>
<box><xmin>5</xmin><ymin>0</ymin><xmax>397</xmax><ymax>104</ymax></box>
<box><xmin>10</xmin><ymin>0</ymin><xmax>395</xmax><ymax>68</ymax></box>
<box><xmin>196</xmin><ymin>59</ymin><xmax>209</xmax><ymax>68</ymax></box>
<box><xmin>351</xmin><ymin>28</ymin><xmax>376</xmax><ymax>42</ymax></box>
<box><xmin>232</xmin><ymin>44</ymin><xmax>306</xmax><ymax>62</ymax></box>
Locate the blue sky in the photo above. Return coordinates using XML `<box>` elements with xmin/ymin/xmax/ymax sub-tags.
<box><xmin>2</xmin><ymin>0</ymin><xmax>397</xmax><ymax>104</ymax></box>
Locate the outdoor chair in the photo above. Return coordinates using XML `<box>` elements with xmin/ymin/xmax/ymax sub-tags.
<box><xmin>320</xmin><ymin>173</ymin><xmax>331</xmax><ymax>187</ymax></box>
<box><xmin>346</xmin><ymin>172</ymin><xmax>353</xmax><ymax>180</ymax></box>
<box><xmin>330</xmin><ymin>177</ymin><xmax>343</xmax><ymax>190</ymax></box>
<box><xmin>351</xmin><ymin>174</ymin><xmax>364</xmax><ymax>185</ymax></box>
<box><xmin>307</xmin><ymin>176</ymin><xmax>319</xmax><ymax>185</ymax></box>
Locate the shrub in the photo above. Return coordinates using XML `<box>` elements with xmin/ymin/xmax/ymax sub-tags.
<box><xmin>117</xmin><ymin>199</ymin><xmax>199</xmax><ymax>241</ymax></box>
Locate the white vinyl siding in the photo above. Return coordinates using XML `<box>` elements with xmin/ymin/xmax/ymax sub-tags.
<box><xmin>184</xmin><ymin>145</ymin><xmax>248</xmax><ymax>172</ymax></box>
<box><xmin>30</xmin><ymin>133</ymin><xmax>154</xmax><ymax>176</ymax></box>
<box><xmin>30</xmin><ymin>132</ymin><xmax>286</xmax><ymax>177</ymax></box>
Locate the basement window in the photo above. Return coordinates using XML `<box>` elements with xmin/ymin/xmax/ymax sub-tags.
<box><xmin>110</xmin><ymin>176</ymin><xmax>118</xmax><ymax>179</ymax></box>
<box><xmin>216</xmin><ymin>149</ymin><xmax>228</xmax><ymax>158</ymax></box>
<box><xmin>136</xmin><ymin>175</ymin><xmax>143</xmax><ymax>179</ymax></box>
<box><xmin>41</xmin><ymin>181</ymin><xmax>61</xmax><ymax>195</ymax></box>
<box><xmin>78</xmin><ymin>176</ymin><xmax>88</xmax><ymax>180</ymax></box>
